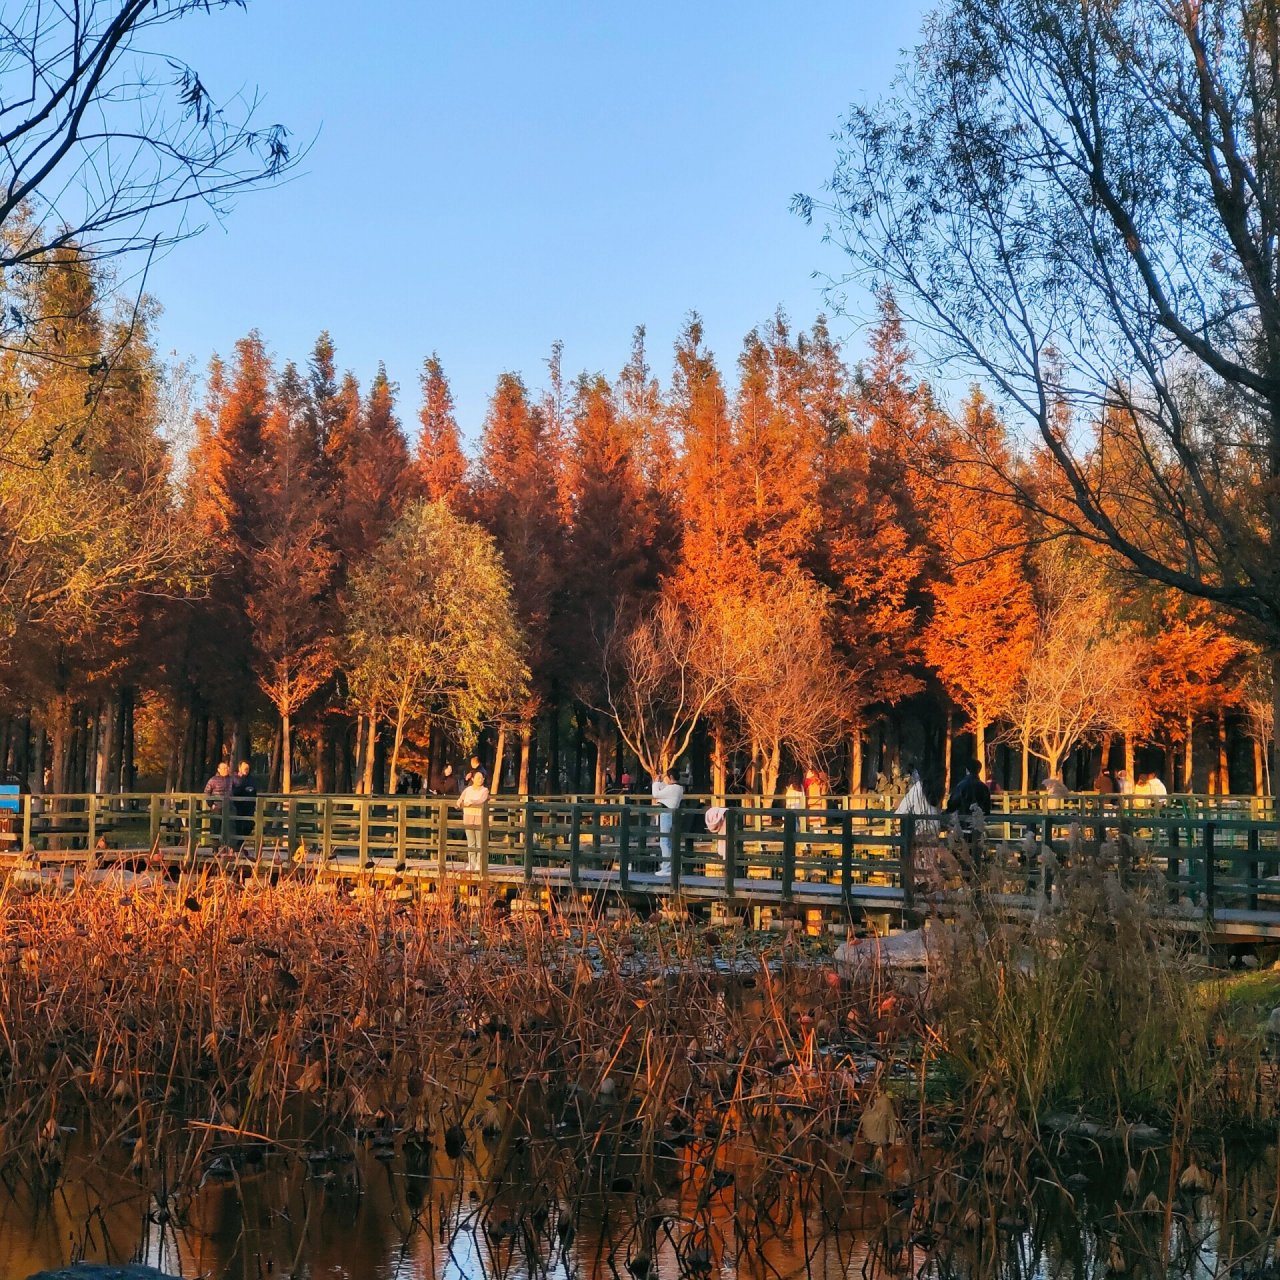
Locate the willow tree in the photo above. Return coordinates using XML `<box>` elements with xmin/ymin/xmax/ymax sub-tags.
<box><xmin>344</xmin><ymin>500</ymin><xmax>527</xmax><ymax>793</ymax></box>
<box><xmin>804</xmin><ymin>0</ymin><xmax>1280</xmax><ymax>760</ymax></box>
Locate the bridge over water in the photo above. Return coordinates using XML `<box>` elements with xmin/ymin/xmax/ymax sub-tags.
<box><xmin>3</xmin><ymin>791</ymin><xmax>1280</xmax><ymax>940</ymax></box>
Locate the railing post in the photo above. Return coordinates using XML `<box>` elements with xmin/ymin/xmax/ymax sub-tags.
<box><xmin>251</xmin><ymin>793</ymin><xmax>265</xmax><ymax>857</ymax></box>
<box><xmin>723</xmin><ymin>807</ymin><xmax>738</xmax><ymax>900</ymax></box>
<box><xmin>1203</xmin><ymin>821</ymin><xmax>1216</xmax><ymax>925</ymax></box>
<box><xmin>480</xmin><ymin>807</ymin><xmax>490</xmax><ymax>885</ymax></box>
<box><xmin>220</xmin><ymin>796</ymin><xmax>232</xmax><ymax>848</ymax></box>
<box><xmin>901</xmin><ymin>813</ymin><xmax>916</xmax><ymax>911</ymax></box>
<box><xmin>669</xmin><ymin>807</ymin><xmax>682</xmax><ymax>895</ymax></box>
<box><xmin>1247</xmin><ymin>826</ymin><xmax>1260</xmax><ymax>913</ymax></box>
<box><xmin>286</xmin><ymin>797</ymin><xmax>298</xmax><ymax>861</ymax></box>
<box><xmin>149</xmin><ymin>793</ymin><xmax>160</xmax><ymax>850</ymax></box>
<box><xmin>186</xmin><ymin>796</ymin><xmax>198</xmax><ymax>865</ymax></box>
<box><xmin>618</xmin><ymin>804</ymin><xmax>632</xmax><ymax>892</ymax></box>
<box><xmin>569</xmin><ymin>804</ymin><xmax>582</xmax><ymax>890</ymax></box>
<box><xmin>523</xmin><ymin>800</ymin><xmax>535</xmax><ymax>886</ymax></box>
<box><xmin>22</xmin><ymin>794</ymin><xmax>32</xmax><ymax>852</ymax></box>
<box><xmin>437</xmin><ymin>800</ymin><xmax>449</xmax><ymax>879</ymax></box>
<box><xmin>396</xmin><ymin>799</ymin><xmax>407</xmax><ymax>872</ymax></box>
<box><xmin>360</xmin><ymin>798</ymin><xmax>372</xmax><ymax>869</ymax></box>
<box><xmin>781</xmin><ymin>810</ymin><xmax>796</xmax><ymax>905</ymax></box>
<box><xmin>840</xmin><ymin>809</ymin><xmax>853</xmax><ymax>911</ymax></box>
<box><xmin>87</xmin><ymin>795</ymin><xmax>98</xmax><ymax>869</ymax></box>
<box><xmin>321</xmin><ymin>797</ymin><xmax>333</xmax><ymax>870</ymax></box>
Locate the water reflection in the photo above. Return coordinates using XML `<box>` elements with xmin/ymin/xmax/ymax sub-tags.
<box><xmin>3</xmin><ymin>1128</ymin><xmax>1277</xmax><ymax>1280</ymax></box>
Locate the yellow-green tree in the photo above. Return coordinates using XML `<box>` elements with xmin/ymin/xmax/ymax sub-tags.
<box><xmin>344</xmin><ymin>500</ymin><xmax>528</xmax><ymax>791</ymax></box>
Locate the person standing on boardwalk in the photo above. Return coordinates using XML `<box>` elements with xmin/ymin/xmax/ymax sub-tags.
<box><xmin>459</xmin><ymin>773</ymin><xmax>490</xmax><ymax>871</ymax></box>
<box><xmin>651</xmin><ymin>769</ymin><xmax>685</xmax><ymax>877</ymax></box>
<box><xmin>232</xmin><ymin>761</ymin><xmax>258</xmax><ymax>840</ymax></box>
<box><xmin>946</xmin><ymin>759</ymin><xmax>991</xmax><ymax>819</ymax></box>
<box><xmin>203</xmin><ymin>762</ymin><xmax>233</xmax><ymax>799</ymax></box>
<box><xmin>428</xmin><ymin>762</ymin><xmax>459</xmax><ymax>796</ymax></box>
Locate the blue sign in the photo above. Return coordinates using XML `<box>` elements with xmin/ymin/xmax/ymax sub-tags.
<box><xmin>0</xmin><ymin>785</ymin><xmax>18</xmax><ymax>814</ymax></box>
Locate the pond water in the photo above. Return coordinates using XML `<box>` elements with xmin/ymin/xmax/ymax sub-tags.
<box><xmin>3</xmin><ymin>1125</ymin><xmax>1277</xmax><ymax>1280</ymax></box>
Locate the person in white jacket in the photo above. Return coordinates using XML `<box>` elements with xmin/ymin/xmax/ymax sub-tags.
<box><xmin>459</xmin><ymin>778</ymin><xmax>490</xmax><ymax>871</ymax></box>
<box><xmin>651</xmin><ymin>770</ymin><xmax>684</xmax><ymax>877</ymax></box>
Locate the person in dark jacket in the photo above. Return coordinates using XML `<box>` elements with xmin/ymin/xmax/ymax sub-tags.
<box><xmin>946</xmin><ymin>759</ymin><xmax>992</xmax><ymax>820</ymax></box>
<box><xmin>427</xmin><ymin>762</ymin><xmax>459</xmax><ymax>796</ymax></box>
<box><xmin>203</xmin><ymin>762</ymin><xmax>233</xmax><ymax>799</ymax></box>
<box><xmin>232</xmin><ymin>761</ymin><xmax>258</xmax><ymax>838</ymax></box>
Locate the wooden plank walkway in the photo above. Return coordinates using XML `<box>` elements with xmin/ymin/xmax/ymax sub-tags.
<box><xmin>2</xmin><ymin>793</ymin><xmax>1279</xmax><ymax>939</ymax></box>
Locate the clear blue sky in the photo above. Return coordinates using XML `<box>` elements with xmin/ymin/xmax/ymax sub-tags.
<box><xmin>147</xmin><ymin>1</ymin><xmax>933</xmax><ymax>439</ymax></box>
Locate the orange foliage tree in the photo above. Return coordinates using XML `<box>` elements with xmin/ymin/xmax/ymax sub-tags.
<box><xmin>922</xmin><ymin>390</ymin><xmax>1036</xmax><ymax>774</ymax></box>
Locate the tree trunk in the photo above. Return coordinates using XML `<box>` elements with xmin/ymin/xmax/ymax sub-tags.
<box><xmin>282</xmin><ymin>711</ymin><xmax>293</xmax><ymax>794</ymax></box>
<box><xmin>518</xmin><ymin>723</ymin><xmax>532</xmax><ymax>795</ymax></box>
<box><xmin>547</xmin><ymin>704</ymin><xmax>560</xmax><ymax>794</ymax></box>
<box><xmin>1183</xmin><ymin>710</ymin><xmax>1194</xmax><ymax>792</ymax></box>
<box><xmin>710</xmin><ymin>720</ymin><xmax>727</xmax><ymax>797</ymax></box>
<box><xmin>849</xmin><ymin>728</ymin><xmax>863</xmax><ymax>795</ymax></box>
<box><xmin>943</xmin><ymin>711</ymin><xmax>955</xmax><ymax>798</ymax></box>
<box><xmin>360</xmin><ymin>710</ymin><xmax>378</xmax><ymax>796</ymax></box>
<box><xmin>761</xmin><ymin>742</ymin><xmax>781</xmax><ymax>805</ymax></box>
<box><xmin>1124</xmin><ymin>732</ymin><xmax>1135</xmax><ymax>789</ymax></box>
<box><xmin>388</xmin><ymin>706</ymin><xmax>406</xmax><ymax>793</ymax></box>
<box><xmin>975</xmin><ymin>713</ymin><xmax>988</xmax><ymax>779</ymax></box>
<box><xmin>493</xmin><ymin>725</ymin><xmax>507</xmax><ymax>796</ymax></box>
<box><xmin>1253</xmin><ymin>736</ymin><xmax>1264</xmax><ymax>797</ymax></box>
<box><xmin>1216</xmin><ymin>707</ymin><xmax>1229</xmax><ymax>795</ymax></box>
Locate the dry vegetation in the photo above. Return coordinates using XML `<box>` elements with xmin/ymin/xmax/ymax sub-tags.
<box><xmin>0</xmin><ymin>857</ymin><xmax>1277</xmax><ymax>1277</ymax></box>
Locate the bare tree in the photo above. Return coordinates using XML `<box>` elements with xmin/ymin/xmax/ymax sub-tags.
<box><xmin>1002</xmin><ymin>550</ymin><xmax>1141</xmax><ymax>785</ymax></box>
<box><xmin>803</xmin><ymin>0</ymin><xmax>1280</xmax><ymax>752</ymax></box>
<box><xmin>0</xmin><ymin>1</ymin><xmax>293</xmax><ymax>276</ymax></box>
<box><xmin>602</xmin><ymin>595</ymin><xmax>728</xmax><ymax>779</ymax></box>
<box><xmin>706</xmin><ymin>576</ymin><xmax>847</xmax><ymax>802</ymax></box>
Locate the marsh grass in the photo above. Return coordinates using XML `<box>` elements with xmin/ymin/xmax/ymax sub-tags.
<box><xmin>924</xmin><ymin>820</ymin><xmax>1276</xmax><ymax>1129</ymax></box>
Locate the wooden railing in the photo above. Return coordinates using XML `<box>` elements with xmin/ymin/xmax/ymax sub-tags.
<box><xmin>1</xmin><ymin>793</ymin><xmax>1278</xmax><ymax>928</ymax></box>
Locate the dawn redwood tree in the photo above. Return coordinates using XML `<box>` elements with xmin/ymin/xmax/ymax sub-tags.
<box><xmin>671</xmin><ymin>316</ymin><xmax>742</xmax><ymax>591</ymax></box>
<box><xmin>323</xmin><ymin>363</ymin><xmax>411</xmax><ymax>784</ymax></box>
<box><xmin>559</xmin><ymin>372</ymin><xmax>669</xmax><ymax>790</ymax></box>
<box><xmin>805</xmin><ymin>0</ymin><xmax>1280</xmax><ymax>760</ymax></box>
<box><xmin>471</xmin><ymin>372</ymin><xmax>565</xmax><ymax>792</ymax></box>
<box><xmin>733</xmin><ymin>316</ymin><xmax>823</xmax><ymax>582</ymax></box>
<box><xmin>247</xmin><ymin>362</ymin><xmax>335</xmax><ymax>791</ymax></box>
<box><xmin>1143</xmin><ymin>593</ymin><xmax>1245</xmax><ymax>792</ymax></box>
<box><xmin>618</xmin><ymin>327</ymin><xmax>681</xmax><ymax>575</ymax></box>
<box><xmin>183</xmin><ymin>331</ymin><xmax>274</xmax><ymax>762</ymax></box>
<box><xmin>415</xmin><ymin>354</ymin><xmax>469</xmax><ymax>509</ymax></box>
<box><xmin>344</xmin><ymin>500</ymin><xmax>527</xmax><ymax>791</ymax></box>
<box><xmin>327</xmin><ymin>364</ymin><xmax>411</xmax><ymax>568</ymax></box>
<box><xmin>923</xmin><ymin>390</ymin><xmax>1036</xmax><ymax>773</ymax></box>
<box><xmin>668</xmin><ymin>317</ymin><xmax>744</xmax><ymax>789</ymax></box>
<box><xmin>816</xmin><ymin>300</ymin><xmax>937</xmax><ymax>785</ymax></box>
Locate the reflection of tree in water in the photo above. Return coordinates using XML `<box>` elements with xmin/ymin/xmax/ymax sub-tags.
<box><xmin>4</xmin><ymin>1115</ymin><xmax>1278</xmax><ymax>1280</ymax></box>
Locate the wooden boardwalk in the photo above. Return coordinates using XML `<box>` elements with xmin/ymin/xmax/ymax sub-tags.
<box><xmin>3</xmin><ymin>792</ymin><xmax>1280</xmax><ymax>939</ymax></box>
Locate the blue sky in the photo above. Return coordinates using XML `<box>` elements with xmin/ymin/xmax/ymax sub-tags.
<box><xmin>147</xmin><ymin>1</ymin><xmax>933</xmax><ymax>439</ymax></box>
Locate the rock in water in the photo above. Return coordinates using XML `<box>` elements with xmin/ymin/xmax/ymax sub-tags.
<box><xmin>1266</xmin><ymin>1006</ymin><xmax>1280</xmax><ymax>1038</ymax></box>
<box><xmin>26</xmin><ymin>1266</ymin><xmax>181</xmax><ymax>1280</ymax></box>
